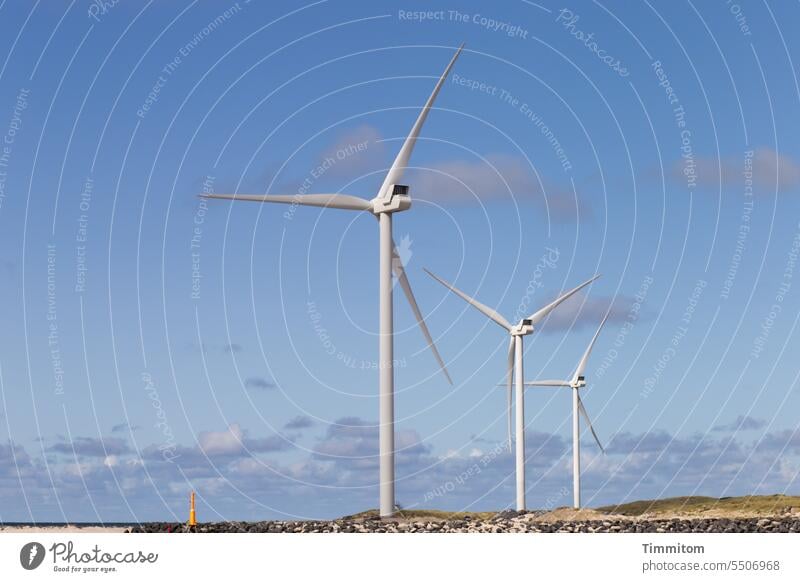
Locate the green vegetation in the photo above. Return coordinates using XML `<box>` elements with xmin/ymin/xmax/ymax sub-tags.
<box><xmin>343</xmin><ymin>495</ymin><xmax>800</xmax><ymax>521</ymax></box>
<box><xmin>598</xmin><ymin>494</ymin><xmax>800</xmax><ymax>517</ymax></box>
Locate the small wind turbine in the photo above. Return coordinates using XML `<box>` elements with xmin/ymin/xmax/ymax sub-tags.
<box><xmin>203</xmin><ymin>46</ymin><xmax>464</xmax><ymax>517</ymax></box>
<box><xmin>425</xmin><ymin>269</ymin><xmax>600</xmax><ymax>510</ymax></box>
<box><xmin>524</xmin><ymin>312</ymin><xmax>609</xmax><ymax>509</ymax></box>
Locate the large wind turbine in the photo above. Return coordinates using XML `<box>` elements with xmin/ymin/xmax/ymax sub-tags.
<box><xmin>425</xmin><ymin>269</ymin><xmax>600</xmax><ymax>510</ymax></box>
<box><xmin>203</xmin><ymin>46</ymin><xmax>464</xmax><ymax>517</ymax></box>
<box><xmin>524</xmin><ymin>313</ymin><xmax>609</xmax><ymax>509</ymax></box>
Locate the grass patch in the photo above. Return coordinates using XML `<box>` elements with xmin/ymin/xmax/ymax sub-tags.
<box><xmin>342</xmin><ymin>495</ymin><xmax>800</xmax><ymax>520</ymax></box>
<box><xmin>598</xmin><ymin>494</ymin><xmax>800</xmax><ymax>516</ymax></box>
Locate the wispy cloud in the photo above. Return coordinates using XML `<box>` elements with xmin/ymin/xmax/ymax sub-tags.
<box><xmin>311</xmin><ymin>417</ymin><xmax>430</xmax><ymax>474</ymax></box>
<box><xmin>535</xmin><ymin>291</ymin><xmax>645</xmax><ymax>333</ymax></box>
<box><xmin>670</xmin><ymin>147</ymin><xmax>800</xmax><ymax>193</ymax></box>
<box><xmin>48</xmin><ymin>437</ymin><xmax>131</xmax><ymax>457</ymax></box>
<box><xmin>111</xmin><ymin>423</ymin><xmax>140</xmax><ymax>434</ymax></box>
<box><xmin>713</xmin><ymin>415</ymin><xmax>767</xmax><ymax>433</ymax></box>
<box><xmin>409</xmin><ymin>154</ymin><xmax>589</xmax><ymax>222</ymax></box>
<box><xmin>244</xmin><ymin>377</ymin><xmax>275</xmax><ymax>390</ymax></box>
<box><xmin>6</xmin><ymin>420</ymin><xmax>800</xmax><ymax>521</ymax></box>
<box><xmin>198</xmin><ymin>424</ymin><xmax>246</xmax><ymax>456</ymax></box>
<box><xmin>317</xmin><ymin>124</ymin><xmax>386</xmax><ymax>181</ymax></box>
<box><xmin>197</xmin><ymin>423</ymin><xmax>292</xmax><ymax>457</ymax></box>
<box><xmin>139</xmin><ymin>423</ymin><xmax>293</xmax><ymax>464</ymax></box>
<box><xmin>284</xmin><ymin>415</ymin><xmax>314</xmax><ymax>431</ymax></box>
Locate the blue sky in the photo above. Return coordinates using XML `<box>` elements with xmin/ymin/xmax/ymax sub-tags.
<box><xmin>1</xmin><ymin>0</ymin><xmax>800</xmax><ymax>522</ymax></box>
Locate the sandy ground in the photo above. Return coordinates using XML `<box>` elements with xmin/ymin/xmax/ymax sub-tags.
<box><xmin>1</xmin><ymin>525</ymin><xmax>129</xmax><ymax>533</ymax></box>
<box><xmin>527</xmin><ymin>508</ymin><xmax>613</xmax><ymax>523</ymax></box>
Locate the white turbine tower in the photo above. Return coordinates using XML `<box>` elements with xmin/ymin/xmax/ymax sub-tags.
<box><xmin>524</xmin><ymin>312</ymin><xmax>609</xmax><ymax>509</ymax></box>
<box><xmin>425</xmin><ymin>269</ymin><xmax>600</xmax><ymax>510</ymax></box>
<box><xmin>203</xmin><ymin>46</ymin><xmax>464</xmax><ymax>517</ymax></box>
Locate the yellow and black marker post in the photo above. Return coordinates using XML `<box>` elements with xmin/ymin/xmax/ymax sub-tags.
<box><xmin>188</xmin><ymin>491</ymin><xmax>197</xmax><ymax>528</ymax></box>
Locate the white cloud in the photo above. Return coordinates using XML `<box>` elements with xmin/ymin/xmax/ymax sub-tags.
<box><xmin>6</xmin><ymin>420</ymin><xmax>800</xmax><ymax>521</ymax></box>
<box><xmin>409</xmin><ymin>154</ymin><xmax>588</xmax><ymax>222</ymax></box>
<box><xmin>712</xmin><ymin>415</ymin><xmax>767</xmax><ymax>433</ymax></box>
<box><xmin>534</xmin><ymin>291</ymin><xmax>646</xmax><ymax>333</ymax></box>
<box><xmin>244</xmin><ymin>377</ymin><xmax>275</xmax><ymax>390</ymax></box>
<box><xmin>199</xmin><ymin>424</ymin><xmax>245</xmax><ymax>456</ymax></box>
<box><xmin>317</xmin><ymin>124</ymin><xmax>386</xmax><ymax>181</ymax></box>
<box><xmin>671</xmin><ymin>147</ymin><xmax>800</xmax><ymax>193</ymax></box>
<box><xmin>48</xmin><ymin>437</ymin><xmax>131</xmax><ymax>457</ymax></box>
<box><xmin>284</xmin><ymin>415</ymin><xmax>314</xmax><ymax>430</ymax></box>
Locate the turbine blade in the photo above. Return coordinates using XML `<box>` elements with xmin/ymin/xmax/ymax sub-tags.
<box><xmin>528</xmin><ymin>274</ymin><xmax>601</xmax><ymax>325</ymax></box>
<box><xmin>392</xmin><ymin>249</ymin><xmax>452</xmax><ymax>385</ymax></box>
<box><xmin>578</xmin><ymin>396</ymin><xmax>604</xmax><ymax>453</ymax></box>
<box><xmin>506</xmin><ymin>336</ymin><xmax>514</xmax><ymax>450</ymax></box>
<box><xmin>201</xmin><ymin>193</ymin><xmax>373</xmax><ymax>212</ymax></box>
<box><xmin>573</xmin><ymin>311</ymin><xmax>610</xmax><ymax>382</ymax></box>
<box><xmin>377</xmin><ymin>44</ymin><xmax>464</xmax><ymax>199</ymax></box>
<box><xmin>523</xmin><ymin>380</ymin><xmax>571</xmax><ymax>387</ymax></box>
<box><xmin>424</xmin><ymin>269</ymin><xmax>512</xmax><ymax>331</ymax></box>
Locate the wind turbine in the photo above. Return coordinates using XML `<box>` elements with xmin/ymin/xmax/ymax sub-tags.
<box><xmin>425</xmin><ymin>269</ymin><xmax>600</xmax><ymax>510</ymax></box>
<box><xmin>202</xmin><ymin>46</ymin><xmax>464</xmax><ymax>517</ymax></box>
<box><xmin>524</xmin><ymin>312</ymin><xmax>609</xmax><ymax>509</ymax></box>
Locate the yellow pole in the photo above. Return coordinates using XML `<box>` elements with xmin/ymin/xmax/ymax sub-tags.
<box><xmin>188</xmin><ymin>491</ymin><xmax>197</xmax><ymax>526</ymax></box>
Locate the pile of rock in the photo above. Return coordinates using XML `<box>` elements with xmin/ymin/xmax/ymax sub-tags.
<box><xmin>128</xmin><ymin>513</ymin><xmax>800</xmax><ymax>533</ymax></box>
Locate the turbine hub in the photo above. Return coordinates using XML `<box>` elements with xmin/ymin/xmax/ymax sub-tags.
<box><xmin>371</xmin><ymin>184</ymin><xmax>411</xmax><ymax>214</ymax></box>
<box><xmin>510</xmin><ymin>318</ymin><xmax>534</xmax><ymax>336</ymax></box>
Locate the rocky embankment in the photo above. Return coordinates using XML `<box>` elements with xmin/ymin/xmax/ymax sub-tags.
<box><xmin>129</xmin><ymin>511</ymin><xmax>800</xmax><ymax>533</ymax></box>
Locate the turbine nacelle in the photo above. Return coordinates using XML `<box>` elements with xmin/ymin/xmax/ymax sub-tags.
<box><xmin>524</xmin><ymin>313</ymin><xmax>610</xmax><ymax>467</ymax></box>
<box><xmin>510</xmin><ymin>319</ymin><xmax>534</xmax><ymax>336</ymax></box>
<box><xmin>372</xmin><ymin>184</ymin><xmax>412</xmax><ymax>214</ymax></box>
